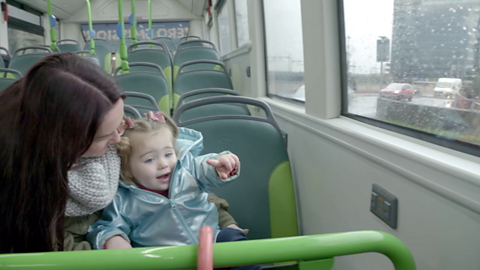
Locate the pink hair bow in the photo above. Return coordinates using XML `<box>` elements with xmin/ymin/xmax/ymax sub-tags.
<box><xmin>145</xmin><ymin>111</ymin><xmax>166</xmax><ymax>123</ymax></box>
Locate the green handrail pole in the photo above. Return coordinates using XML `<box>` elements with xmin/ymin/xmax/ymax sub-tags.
<box><xmin>47</xmin><ymin>0</ymin><xmax>56</xmax><ymax>51</ymax></box>
<box><xmin>86</xmin><ymin>0</ymin><xmax>95</xmax><ymax>55</ymax></box>
<box><xmin>0</xmin><ymin>231</ymin><xmax>416</xmax><ymax>270</ymax></box>
<box><xmin>149</xmin><ymin>0</ymin><xmax>152</xmax><ymax>41</ymax></box>
<box><xmin>118</xmin><ymin>0</ymin><xmax>129</xmax><ymax>71</ymax></box>
<box><xmin>131</xmin><ymin>0</ymin><xmax>137</xmax><ymax>45</ymax></box>
<box><xmin>148</xmin><ymin>0</ymin><xmax>153</xmax><ymax>47</ymax></box>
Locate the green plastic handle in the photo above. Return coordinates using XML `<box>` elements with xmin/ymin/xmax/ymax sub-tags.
<box><xmin>148</xmin><ymin>0</ymin><xmax>153</xmax><ymax>48</ymax></box>
<box><xmin>0</xmin><ymin>231</ymin><xmax>415</xmax><ymax>270</ymax></box>
<box><xmin>131</xmin><ymin>0</ymin><xmax>137</xmax><ymax>47</ymax></box>
<box><xmin>47</xmin><ymin>0</ymin><xmax>56</xmax><ymax>52</ymax></box>
<box><xmin>118</xmin><ymin>0</ymin><xmax>129</xmax><ymax>71</ymax></box>
<box><xmin>86</xmin><ymin>0</ymin><xmax>95</xmax><ymax>55</ymax></box>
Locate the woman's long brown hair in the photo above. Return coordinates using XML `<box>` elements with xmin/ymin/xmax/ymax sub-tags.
<box><xmin>0</xmin><ymin>53</ymin><xmax>124</xmax><ymax>253</ymax></box>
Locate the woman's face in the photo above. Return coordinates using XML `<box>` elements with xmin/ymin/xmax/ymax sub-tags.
<box><xmin>82</xmin><ymin>99</ymin><xmax>124</xmax><ymax>157</ymax></box>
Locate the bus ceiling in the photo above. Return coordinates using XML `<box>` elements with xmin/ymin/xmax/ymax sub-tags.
<box><xmin>14</xmin><ymin>0</ymin><xmax>207</xmax><ymax>19</ymax></box>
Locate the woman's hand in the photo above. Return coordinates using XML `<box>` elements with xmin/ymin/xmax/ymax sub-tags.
<box><xmin>206</xmin><ymin>154</ymin><xmax>240</xmax><ymax>179</ymax></box>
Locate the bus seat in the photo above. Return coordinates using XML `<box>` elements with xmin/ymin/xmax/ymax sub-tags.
<box><xmin>9</xmin><ymin>46</ymin><xmax>53</xmax><ymax>76</ymax></box>
<box><xmin>122</xmin><ymin>92</ymin><xmax>161</xmax><ymax>117</ymax></box>
<box><xmin>114</xmin><ymin>63</ymin><xmax>170</xmax><ymax>115</ymax></box>
<box><xmin>173</xmin><ymin>96</ymin><xmax>299</xmax><ymax>241</ymax></box>
<box><xmin>174</xmin><ymin>88</ymin><xmax>250</xmax><ymax>123</ymax></box>
<box><xmin>177</xmin><ymin>39</ymin><xmax>219</xmax><ymax>52</ymax></box>
<box><xmin>0</xmin><ymin>69</ymin><xmax>22</xmax><ymax>92</ymax></box>
<box><xmin>177</xmin><ymin>88</ymin><xmax>241</xmax><ymax>104</ymax></box>
<box><xmin>74</xmin><ymin>51</ymin><xmax>100</xmax><ymax>66</ymax></box>
<box><xmin>127</xmin><ymin>41</ymin><xmax>173</xmax><ymax>99</ymax></box>
<box><xmin>84</xmin><ymin>39</ymin><xmax>112</xmax><ymax>71</ymax></box>
<box><xmin>56</xmin><ymin>39</ymin><xmax>81</xmax><ymax>53</ymax></box>
<box><xmin>124</xmin><ymin>104</ymin><xmax>141</xmax><ymax>119</ymax></box>
<box><xmin>173</xmin><ymin>60</ymin><xmax>233</xmax><ymax>109</ymax></box>
<box><xmin>0</xmin><ymin>47</ymin><xmax>10</xmax><ymax>68</ymax></box>
<box><xmin>173</xmin><ymin>41</ymin><xmax>221</xmax><ymax>79</ymax></box>
<box><xmin>153</xmin><ymin>37</ymin><xmax>177</xmax><ymax>55</ymax></box>
<box><xmin>37</xmin><ymin>44</ymin><xmax>61</xmax><ymax>53</ymax></box>
<box><xmin>179</xmin><ymin>35</ymin><xmax>202</xmax><ymax>43</ymax></box>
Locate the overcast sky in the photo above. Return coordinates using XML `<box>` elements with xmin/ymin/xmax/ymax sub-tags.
<box><xmin>344</xmin><ymin>0</ymin><xmax>394</xmax><ymax>74</ymax></box>
<box><xmin>263</xmin><ymin>0</ymin><xmax>394</xmax><ymax>74</ymax></box>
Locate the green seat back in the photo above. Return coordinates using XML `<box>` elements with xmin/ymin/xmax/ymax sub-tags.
<box><xmin>85</xmin><ymin>56</ymin><xmax>100</xmax><ymax>66</ymax></box>
<box><xmin>58</xmin><ymin>44</ymin><xmax>81</xmax><ymax>53</ymax></box>
<box><xmin>154</xmin><ymin>37</ymin><xmax>177</xmax><ymax>54</ymax></box>
<box><xmin>84</xmin><ymin>41</ymin><xmax>111</xmax><ymax>70</ymax></box>
<box><xmin>115</xmin><ymin>72</ymin><xmax>170</xmax><ymax>115</ymax></box>
<box><xmin>57</xmin><ymin>39</ymin><xmax>81</xmax><ymax>53</ymax></box>
<box><xmin>173</xmin><ymin>47</ymin><xmax>221</xmax><ymax>79</ymax></box>
<box><xmin>9</xmin><ymin>54</ymin><xmax>48</xmax><ymax>76</ymax></box>
<box><xmin>0</xmin><ymin>79</ymin><xmax>15</xmax><ymax>92</ymax></box>
<box><xmin>173</xmin><ymin>70</ymin><xmax>233</xmax><ymax>109</ymax></box>
<box><xmin>127</xmin><ymin>49</ymin><xmax>173</xmax><ymax>93</ymax></box>
<box><xmin>0</xmin><ymin>69</ymin><xmax>22</xmax><ymax>92</ymax></box>
<box><xmin>177</xmin><ymin>40</ymin><xmax>219</xmax><ymax>52</ymax></box>
<box><xmin>127</xmin><ymin>42</ymin><xmax>173</xmax><ymax>97</ymax></box>
<box><xmin>177</xmin><ymin>104</ymin><xmax>250</xmax><ymax>123</ymax></box>
<box><xmin>174</xmin><ymin>89</ymin><xmax>250</xmax><ymax>122</ymax></box>
<box><xmin>75</xmin><ymin>51</ymin><xmax>100</xmax><ymax>66</ymax></box>
<box><xmin>174</xmin><ymin>97</ymin><xmax>298</xmax><ymax>240</ymax></box>
<box><xmin>0</xmin><ymin>47</ymin><xmax>10</xmax><ymax>69</ymax></box>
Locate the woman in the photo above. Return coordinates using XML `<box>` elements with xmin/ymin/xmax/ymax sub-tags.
<box><xmin>0</xmin><ymin>53</ymin><xmax>241</xmax><ymax>253</ymax></box>
<box><xmin>0</xmin><ymin>53</ymin><xmax>125</xmax><ymax>253</ymax></box>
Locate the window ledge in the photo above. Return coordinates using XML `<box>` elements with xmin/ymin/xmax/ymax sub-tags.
<box><xmin>259</xmin><ymin>96</ymin><xmax>480</xmax><ymax>214</ymax></box>
<box><xmin>221</xmin><ymin>42</ymin><xmax>252</xmax><ymax>61</ymax></box>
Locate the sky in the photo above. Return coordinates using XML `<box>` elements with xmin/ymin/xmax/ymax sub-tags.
<box><xmin>344</xmin><ymin>0</ymin><xmax>395</xmax><ymax>74</ymax></box>
<box><xmin>262</xmin><ymin>0</ymin><xmax>394</xmax><ymax>74</ymax></box>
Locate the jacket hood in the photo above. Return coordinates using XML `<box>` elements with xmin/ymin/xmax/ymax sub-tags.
<box><xmin>175</xmin><ymin>127</ymin><xmax>204</xmax><ymax>160</ymax></box>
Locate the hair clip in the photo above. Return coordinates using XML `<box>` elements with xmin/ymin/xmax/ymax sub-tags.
<box><xmin>145</xmin><ymin>111</ymin><xmax>166</xmax><ymax>123</ymax></box>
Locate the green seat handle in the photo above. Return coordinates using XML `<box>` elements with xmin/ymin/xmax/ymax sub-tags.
<box><xmin>173</xmin><ymin>95</ymin><xmax>282</xmax><ymax>134</ymax></box>
<box><xmin>14</xmin><ymin>46</ymin><xmax>53</xmax><ymax>56</ymax></box>
<box><xmin>179</xmin><ymin>35</ymin><xmax>201</xmax><ymax>43</ymax></box>
<box><xmin>124</xmin><ymin>104</ymin><xmax>141</xmax><ymax>119</ymax></box>
<box><xmin>176</xmin><ymin>88</ymin><xmax>240</xmax><ymax>105</ymax></box>
<box><xmin>124</xmin><ymin>91</ymin><xmax>161</xmax><ymax>112</ymax></box>
<box><xmin>176</xmin><ymin>60</ymin><xmax>227</xmax><ymax>75</ymax></box>
<box><xmin>0</xmin><ymin>47</ymin><xmax>12</xmax><ymax>59</ymax></box>
<box><xmin>56</xmin><ymin>39</ymin><xmax>80</xmax><ymax>46</ymax></box>
<box><xmin>177</xmin><ymin>39</ymin><xmax>218</xmax><ymax>52</ymax></box>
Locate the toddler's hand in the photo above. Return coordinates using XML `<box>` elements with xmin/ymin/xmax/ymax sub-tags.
<box><xmin>206</xmin><ymin>154</ymin><xmax>239</xmax><ymax>179</ymax></box>
<box><xmin>105</xmin><ymin>236</ymin><xmax>132</xmax><ymax>249</ymax></box>
<box><xmin>227</xmin><ymin>224</ymin><xmax>249</xmax><ymax>235</ymax></box>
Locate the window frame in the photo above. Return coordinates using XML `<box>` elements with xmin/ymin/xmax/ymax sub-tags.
<box><xmin>261</xmin><ymin>0</ymin><xmax>306</xmax><ymax>105</ymax></box>
<box><xmin>337</xmin><ymin>0</ymin><xmax>480</xmax><ymax>157</ymax></box>
<box><xmin>6</xmin><ymin>0</ymin><xmax>44</xmax><ymax>38</ymax></box>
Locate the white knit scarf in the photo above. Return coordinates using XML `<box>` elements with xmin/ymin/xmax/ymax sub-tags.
<box><xmin>65</xmin><ymin>145</ymin><xmax>121</xmax><ymax>217</ymax></box>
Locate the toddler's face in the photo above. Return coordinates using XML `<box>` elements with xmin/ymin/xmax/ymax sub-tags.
<box><xmin>128</xmin><ymin>128</ymin><xmax>177</xmax><ymax>192</ymax></box>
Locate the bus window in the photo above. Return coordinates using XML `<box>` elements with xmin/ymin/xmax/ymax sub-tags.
<box><xmin>342</xmin><ymin>0</ymin><xmax>480</xmax><ymax>154</ymax></box>
<box><xmin>263</xmin><ymin>0</ymin><xmax>305</xmax><ymax>103</ymax></box>
<box><xmin>234</xmin><ymin>0</ymin><xmax>249</xmax><ymax>47</ymax></box>
<box><xmin>218</xmin><ymin>1</ymin><xmax>232</xmax><ymax>55</ymax></box>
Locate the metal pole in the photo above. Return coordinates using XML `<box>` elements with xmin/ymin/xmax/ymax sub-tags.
<box><xmin>380</xmin><ymin>61</ymin><xmax>384</xmax><ymax>89</ymax></box>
